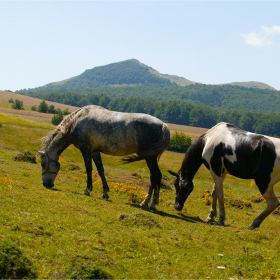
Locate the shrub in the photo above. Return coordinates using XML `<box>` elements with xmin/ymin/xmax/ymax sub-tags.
<box><xmin>64</xmin><ymin>262</ymin><xmax>113</xmax><ymax>279</ymax></box>
<box><xmin>52</xmin><ymin>111</ymin><xmax>64</xmax><ymax>125</ymax></box>
<box><xmin>168</xmin><ymin>131</ymin><xmax>192</xmax><ymax>153</ymax></box>
<box><xmin>62</xmin><ymin>108</ymin><xmax>70</xmax><ymax>115</ymax></box>
<box><xmin>0</xmin><ymin>240</ymin><xmax>37</xmax><ymax>279</ymax></box>
<box><xmin>11</xmin><ymin>99</ymin><xmax>24</xmax><ymax>110</ymax></box>
<box><xmin>31</xmin><ymin>105</ymin><xmax>37</xmax><ymax>111</ymax></box>
<box><xmin>37</xmin><ymin>100</ymin><xmax>48</xmax><ymax>113</ymax></box>
<box><xmin>13</xmin><ymin>151</ymin><xmax>37</xmax><ymax>164</ymax></box>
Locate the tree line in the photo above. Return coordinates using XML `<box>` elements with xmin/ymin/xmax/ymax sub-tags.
<box><xmin>17</xmin><ymin>83</ymin><xmax>280</xmax><ymax>113</ymax></box>
<box><xmin>14</xmin><ymin>92</ymin><xmax>280</xmax><ymax>137</ymax></box>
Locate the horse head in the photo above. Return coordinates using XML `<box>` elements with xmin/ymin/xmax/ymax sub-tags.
<box><xmin>168</xmin><ymin>170</ymin><xmax>194</xmax><ymax>211</ymax></box>
<box><xmin>38</xmin><ymin>150</ymin><xmax>60</xmax><ymax>188</ymax></box>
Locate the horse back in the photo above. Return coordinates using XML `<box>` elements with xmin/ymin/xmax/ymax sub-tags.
<box><xmin>71</xmin><ymin>106</ymin><xmax>168</xmax><ymax>156</ymax></box>
<box><xmin>202</xmin><ymin>122</ymin><xmax>278</xmax><ymax>181</ymax></box>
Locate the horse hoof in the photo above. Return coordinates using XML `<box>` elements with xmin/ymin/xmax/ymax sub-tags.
<box><xmin>100</xmin><ymin>193</ymin><xmax>109</xmax><ymax>199</ymax></box>
<box><xmin>205</xmin><ymin>217</ymin><xmax>215</xmax><ymax>223</ymax></box>
<box><xmin>140</xmin><ymin>201</ymin><xmax>148</xmax><ymax>208</ymax></box>
<box><xmin>216</xmin><ymin>220</ymin><xmax>225</xmax><ymax>226</ymax></box>
<box><xmin>149</xmin><ymin>204</ymin><xmax>157</xmax><ymax>211</ymax></box>
<box><xmin>83</xmin><ymin>190</ymin><xmax>91</xmax><ymax>196</ymax></box>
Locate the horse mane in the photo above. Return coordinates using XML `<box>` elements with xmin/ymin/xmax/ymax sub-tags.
<box><xmin>41</xmin><ymin>107</ymin><xmax>82</xmax><ymax>150</ymax></box>
<box><xmin>180</xmin><ymin>133</ymin><xmax>206</xmax><ymax>179</ymax></box>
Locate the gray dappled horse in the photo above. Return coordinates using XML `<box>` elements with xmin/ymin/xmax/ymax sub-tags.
<box><xmin>38</xmin><ymin>105</ymin><xmax>170</xmax><ymax>210</ymax></box>
<box><xmin>169</xmin><ymin>122</ymin><xmax>280</xmax><ymax>229</ymax></box>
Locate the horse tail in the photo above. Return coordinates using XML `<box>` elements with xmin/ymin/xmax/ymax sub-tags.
<box><xmin>122</xmin><ymin>123</ymin><xmax>170</xmax><ymax>163</ymax></box>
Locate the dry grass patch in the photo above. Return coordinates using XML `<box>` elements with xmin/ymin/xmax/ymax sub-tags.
<box><xmin>0</xmin><ymin>90</ymin><xmax>78</xmax><ymax>111</ymax></box>
<box><xmin>168</xmin><ymin>123</ymin><xmax>207</xmax><ymax>140</ymax></box>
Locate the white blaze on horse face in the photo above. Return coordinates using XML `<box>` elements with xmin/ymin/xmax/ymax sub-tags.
<box><xmin>202</xmin><ymin>123</ymin><xmax>237</xmax><ymax>165</ymax></box>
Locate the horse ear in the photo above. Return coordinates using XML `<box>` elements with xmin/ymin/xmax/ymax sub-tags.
<box><xmin>37</xmin><ymin>150</ymin><xmax>45</xmax><ymax>156</ymax></box>
<box><xmin>168</xmin><ymin>170</ymin><xmax>178</xmax><ymax>177</ymax></box>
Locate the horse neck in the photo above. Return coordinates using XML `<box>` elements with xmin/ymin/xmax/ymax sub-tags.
<box><xmin>180</xmin><ymin>135</ymin><xmax>204</xmax><ymax>181</ymax></box>
<box><xmin>46</xmin><ymin>133</ymin><xmax>71</xmax><ymax>159</ymax></box>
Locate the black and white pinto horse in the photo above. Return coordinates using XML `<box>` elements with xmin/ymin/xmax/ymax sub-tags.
<box><xmin>38</xmin><ymin>105</ymin><xmax>170</xmax><ymax>210</ymax></box>
<box><xmin>169</xmin><ymin>122</ymin><xmax>280</xmax><ymax>229</ymax></box>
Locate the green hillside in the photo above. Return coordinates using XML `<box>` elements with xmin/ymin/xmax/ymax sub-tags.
<box><xmin>17</xmin><ymin>59</ymin><xmax>279</xmax><ymax>113</ymax></box>
<box><xmin>1</xmin><ymin>105</ymin><xmax>280</xmax><ymax>279</ymax></box>
<box><xmin>222</xmin><ymin>81</ymin><xmax>275</xmax><ymax>90</ymax></box>
<box><xmin>36</xmin><ymin>59</ymin><xmax>274</xmax><ymax>90</ymax></box>
<box><xmin>43</xmin><ymin>59</ymin><xmax>187</xmax><ymax>88</ymax></box>
<box><xmin>14</xmin><ymin>59</ymin><xmax>280</xmax><ymax>136</ymax></box>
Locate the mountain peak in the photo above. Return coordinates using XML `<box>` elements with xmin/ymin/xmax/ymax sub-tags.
<box><xmin>42</xmin><ymin>59</ymin><xmax>273</xmax><ymax>90</ymax></box>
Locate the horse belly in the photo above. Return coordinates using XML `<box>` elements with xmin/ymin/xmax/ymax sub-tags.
<box><xmin>89</xmin><ymin>133</ymin><xmax>138</xmax><ymax>156</ymax></box>
<box><xmin>100</xmin><ymin>142</ymin><xmax>137</xmax><ymax>156</ymax></box>
<box><xmin>223</xmin><ymin>160</ymin><xmax>256</xmax><ymax>179</ymax></box>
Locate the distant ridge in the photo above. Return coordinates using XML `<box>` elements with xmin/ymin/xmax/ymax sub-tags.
<box><xmin>43</xmin><ymin>59</ymin><xmax>198</xmax><ymax>89</ymax></box>
<box><xmin>0</xmin><ymin>58</ymin><xmax>266</xmax><ymax>94</ymax></box>
<box><xmin>39</xmin><ymin>59</ymin><xmax>274</xmax><ymax>90</ymax></box>
<box><xmin>221</xmin><ymin>81</ymin><xmax>275</xmax><ymax>90</ymax></box>
<box><xmin>43</xmin><ymin>59</ymin><xmax>188</xmax><ymax>89</ymax></box>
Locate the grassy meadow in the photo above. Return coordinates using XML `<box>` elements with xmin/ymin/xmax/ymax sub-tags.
<box><xmin>1</xmin><ymin>93</ymin><xmax>280</xmax><ymax>279</ymax></box>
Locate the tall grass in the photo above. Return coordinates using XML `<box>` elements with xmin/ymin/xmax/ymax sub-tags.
<box><xmin>1</xmin><ymin>111</ymin><xmax>280</xmax><ymax>279</ymax></box>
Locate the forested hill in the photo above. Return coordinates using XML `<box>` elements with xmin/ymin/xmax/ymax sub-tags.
<box><xmin>18</xmin><ymin>83</ymin><xmax>280</xmax><ymax>113</ymax></box>
<box><xmin>15</xmin><ymin>58</ymin><xmax>280</xmax><ymax>135</ymax></box>
<box><xmin>42</xmin><ymin>59</ymin><xmax>196</xmax><ymax>88</ymax></box>
<box><xmin>24</xmin><ymin>58</ymin><xmax>274</xmax><ymax>90</ymax></box>
<box><xmin>17</xmin><ymin>58</ymin><xmax>279</xmax><ymax>112</ymax></box>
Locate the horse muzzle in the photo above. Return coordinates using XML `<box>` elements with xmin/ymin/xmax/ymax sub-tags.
<box><xmin>42</xmin><ymin>180</ymin><xmax>54</xmax><ymax>189</ymax></box>
<box><xmin>174</xmin><ymin>202</ymin><xmax>183</xmax><ymax>211</ymax></box>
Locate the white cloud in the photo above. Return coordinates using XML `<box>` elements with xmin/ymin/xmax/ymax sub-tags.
<box><xmin>242</xmin><ymin>25</ymin><xmax>280</xmax><ymax>47</ymax></box>
<box><xmin>261</xmin><ymin>25</ymin><xmax>280</xmax><ymax>34</ymax></box>
<box><xmin>242</xmin><ymin>32</ymin><xmax>271</xmax><ymax>47</ymax></box>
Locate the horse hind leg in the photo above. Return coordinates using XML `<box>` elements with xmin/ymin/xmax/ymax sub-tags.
<box><xmin>249</xmin><ymin>185</ymin><xmax>280</xmax><ymax>229</ymax></box>
<box><xmin>141</xmin><ymin>157</ymin><xmax>162</xmax><ymax>210</ymax></box>
<box><xmin>92</xmin><ymin>152</ymin><xmax>110</xmax><ymax>199</ymax></box>
<box><xmin>140</xmin><ymin>186</ymin><xmax>153</xmax><ymax>208</ymax></box>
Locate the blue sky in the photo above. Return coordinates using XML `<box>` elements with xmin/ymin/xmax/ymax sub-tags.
<box><xmin>1</xmin><ymin>1</ymin><xmax>280</xmax><ymax>91</ymax></box>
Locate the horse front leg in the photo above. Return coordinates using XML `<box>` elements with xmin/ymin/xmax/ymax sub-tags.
<box><xmin>205</xmin><ymin>183</ymin><xmax>217</xmax><ymax>223</ymax></box>
<box><xmin>80</xmin><ymin>146</ymin><xmax>93</xmax><ymax>196</ymax></box>
<box><xmin>207</xmin><ymin>173</ymin><xmax>226</xmax><ymax>226</ymax></box>
<box><xmin>249</xmin><ymin>185</ymin><xmax>280</xmax><ymax>229</ymax></box>
<box><xmin>92</xmin><ymin>152</ymin><xmax>110</xmax><ymax>199</ymax></box>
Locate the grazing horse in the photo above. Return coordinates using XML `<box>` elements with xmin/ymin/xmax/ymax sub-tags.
<box><xmin>38</xmin><ymin>105</ymin><xmax>170</xmax><ymax>210</ymax></box>
<box><xmin>169</xmin><ymin>122</ymin><xmax>280</xmax><ymax>229</ymax></box>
